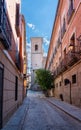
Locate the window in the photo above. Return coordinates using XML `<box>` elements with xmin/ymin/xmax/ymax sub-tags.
<box><xmin>61</xmin><ymin>17</ymin><xmax>66</xmax><ymax>39</ymax></box>
<box><xmin>55</xmin><ymin>47</ymin><xmax>57</xmax><ymax>55</ymax></box>
<box><xmin>70</xmin><ymin>33</ymin><xmax>75</xmax><ymax>52</ymax></box>
<box><xmin>35</xmin><ymin>44</ymin><xmax>38</xmax><ymax>51</ymax></box>
<box><xmin>67</xmin><ymin>0</ymin><xmax>74</xmax><ymax>23</ymax></box>
<box><xmin>59</xmin><ymin>81</ymin><xmax>61</xmax><ymax>87</ymax></box>
<box><xmin>63</xmin><ymin>17</ymin><xmax>66</xmax><ymax>32</ymax></box>
<box><xmin>0</xmin><ymin>63</ymin><xmax>4</xmax><ymax>129</ymax></box>
<box><xmin>70</xmin><ymin>0</ymin><xmax>74</xmax><ymax>9</ymax></box>
<box><xmin>59</xmin><ymin>57</ymin><xmax>61</xmax><ymax>63</ymax></box>
<box><xmin>64</xmin><ymin>48</ymin><xmax>66</xmax><ymax>58</ymax></box>
<box><xmin>56</xmin><ymin>83</ymin><xmax>58</xmax><ymax>88</ymax></box>
<box><xmin>0</xmin><ymin>1</ymin><xmax>2</xmax><ymax>25</ymax></box>
<box><xmin>64</xmin><ymin>79</ymin><xmax>70</xmax><ymax>85</ymax></box>
<box><xmin>72</xmin><ymin>74</ymin><xmax>76</xmax><ymax>84</ymax></box>
<box><xmin>15</xmin><ymin>3</ymin><xmax>20</xmax><ymax>26</ymax></box>
<box><xmin>15</xmin><ymin>76</ymin><xmax>18</xmax><ymax>101</ymax></box>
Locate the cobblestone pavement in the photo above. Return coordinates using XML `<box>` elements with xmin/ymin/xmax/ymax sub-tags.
<box><xmin>2</xmin><ymin>90</ymin><xmax>81</xmax><ymax>130</ymax></box>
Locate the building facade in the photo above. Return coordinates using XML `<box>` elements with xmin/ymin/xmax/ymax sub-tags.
<box><xmin>21</xmin><ymin>15</ymin><xmax>27</xmax><ymax>97</ymax></box>
<box><xmin>42</xmin><ymin>56</ymin><xmax>47</xmax><ymax>69</ymax></box>
<box><xmin>45</xmin><ymin>0</ymin><xmax>81</xmax><ymax>107</ymax></box>
<box><xmin>0</xmin><ymin>0</ymin><xmax>27</xmax><ymax>128</ymax></box>
<box><xmin>31</xmin><ymin>37</ymin><xmax>43</xmax><ymax>89</ymax></box>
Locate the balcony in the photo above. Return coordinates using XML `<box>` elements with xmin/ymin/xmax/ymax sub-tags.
<box><xmin>61</xmin><ymin>57</ymin><xmax>67</xmax><ymax>72</ymax></box>
<box><xmin>55</xmin><ymin>68</ymin><xmax>58</xmax><ymax>77</ymax></box>
<box><xmin>53</xmin><ymin>66</ymin><xmax>60</xmax><ymax>78</ymax></box>
<box><xmin>67</xmin><ymin>50</ymin><xmax>80</xmax><ymax>66</ymax></box>
<box><xmin>52</xmin><ymin>60</ymin><xmax>67</xmax><ymax>78</ymax></box>
<box><xmin>56</xmin><ymin>36</ymin><xmax>61</xmax><ymax>48</ymax></box>
<box><xmin>61</xmin><ymin>21</ymin><xmax>66</xmax><ymax>39</ymax></box>
<box><xmin>53</xmin><ymin>70</ymin><xmax>57</xmax><ymax>79</ymax></box>
<box><xmin>67</xmin><ymin>1</ymin><xmax>75</xmax><ymax>23</ymax></box>
<box><xmin>0</xmin><ymin>1</ymin><xmax>12</xmax><ymax>49</ymax></box>
<box><xmin>52</xmin><ymin>42</ymin><xmax>81</xmax><ymax>79</ymax></box>
<box><xmin>57</xmin><ymin>63</ymin><xmax>62</xmax><ymax>75</ymax></box>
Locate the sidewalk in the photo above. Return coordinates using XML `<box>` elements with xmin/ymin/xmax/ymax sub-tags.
<box><xmin>45</xmin><ymin>97</ymin><xmax>81</xmax><ymax>122</ymax></box>
<box><xmin>1</xmin><ymin>97</ymin><xmax>30</xmax><ymax>130</ymax></box>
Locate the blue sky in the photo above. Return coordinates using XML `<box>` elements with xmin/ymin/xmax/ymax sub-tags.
<box><xmin>21</xmin><ymin>0</ymin><xmax>58</xmax><ymax>70</ymax></box>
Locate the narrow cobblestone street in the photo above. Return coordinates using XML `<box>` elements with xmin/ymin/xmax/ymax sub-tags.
<box><xmin>2</xmin><ymin>90</ymin><xmax>81</xmax><ymax>130</ymax></box>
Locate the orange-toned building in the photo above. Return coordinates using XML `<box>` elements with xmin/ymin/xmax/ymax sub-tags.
<box><xmin>0</xmin><ymin>0</ymin><xmax>27</xmax><ymax>128</ymax></box>
<box><xmin>45</xmin><ymin>0</ymin><xmax>81</xmax><ymax>107</ymax></box>
<box><xmin>21</xmin><ymin>15</ymin><xmax>27</xmax><ymax>96</ymax></box>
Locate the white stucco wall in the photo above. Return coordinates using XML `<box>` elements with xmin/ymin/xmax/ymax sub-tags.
<box><xmin>31</xmin><ymin>54</ymin><xmax>43</xmax><ymax>69</ymax></box>
<box><xmin>31</xmin><ymin>37</ymin><xmax>43</xmax><ymax>87</ymax></box>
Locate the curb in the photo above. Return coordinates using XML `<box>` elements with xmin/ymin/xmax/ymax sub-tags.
<box><xmin>45</xmin><ymin>98</ymin><xmax>81</xmax><ymax>123</ymax></box>
<box><xmin>18</xmin><ymin>99</ymin><xmax>30</xmax><ymax>130</ymax></box>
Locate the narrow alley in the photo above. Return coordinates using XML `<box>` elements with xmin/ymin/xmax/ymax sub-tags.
<box><xmin>2</xmin><ymin>90</ymin><xmax>81</xmax><ymax>130</ymax></box>
<box><xmin>1</xmin><ymin>0</ymin><xmax>81</xmax><ymax>130</ymax></box>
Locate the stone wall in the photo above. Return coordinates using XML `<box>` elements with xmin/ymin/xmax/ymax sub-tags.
<box><xmin>54</xmin><ymin>61</ymin><xmax>81</xmax><ymax>108</ymax></box>
<box><xmin>0</xmin><ymin>48</ymin><xmax>23</xmax><ymax>126</ymax></box>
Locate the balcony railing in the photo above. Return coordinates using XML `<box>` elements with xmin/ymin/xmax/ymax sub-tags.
<box><xmin>67</xmin><ymin>1</ymin><xmax>75</xmax><ymax>23</ymax></box>
<box><xmin>53</xmin><ymin>70</ymin><xmax>57</xmax><ymax>78</ymax></box>
<box><xmin>0</xmin><ymin>0</ymin><xmax>12</xmax><ymax>49</ymax></box>
<box><xmin>67</xmin><ymin>50</ymin><xmax>80</xmax><ymax>66</ymax></box>
<box><xmin>49</xmin><ymin>41</ymin><xmax>81</xmax><ymax>78</ymax></box>
<box><xmin>57</xmin><ymin>63</ymin><xmax>62</xmax><ymax>75</ymax></box>
<box><xmin>61</xmin><ymin>22</ymin><xmax>66</xmax><ymax>39</ymax></box>
<box><xmin>56</xmin><ymin>36</ymin><xmax>61</xmax><ymax>48</ymax></box>
<box><xmin>61</xmin><ymin>57</ymin><xmax>67</xmax><ymax>72</ymax></box>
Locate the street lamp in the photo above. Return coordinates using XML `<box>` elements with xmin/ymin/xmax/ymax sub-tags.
<box><xmin>64</xmin><ymin>78</ymin><xmax>72</xmax><ymax>104</ymax></box>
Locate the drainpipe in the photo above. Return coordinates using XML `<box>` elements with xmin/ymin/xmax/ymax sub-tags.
<box><xmin>69</xmin><ymin>81</ymin><xmax>72</xmax><ymax>104</ymax></box>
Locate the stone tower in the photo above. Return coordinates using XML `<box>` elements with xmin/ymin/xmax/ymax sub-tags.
<box><xmin>31</xmin><ymin>37</ymin><xmax>43</xmax><ymax>90</ymax></box>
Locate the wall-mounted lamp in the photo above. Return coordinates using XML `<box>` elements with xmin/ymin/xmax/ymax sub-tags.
<box><xmin>68</xmin><ymin>43</ymin><xmax>80</xmax><ymax>55</ymax></box>
<box><xmin>68</xmin><ymin>35</ymin><xmax>81</xmax><ymax>52</ymax></box>
<box><xmin>68</xmin><ymin>43</ymin><xmax>74</xmax><ymax>51</ymax></box>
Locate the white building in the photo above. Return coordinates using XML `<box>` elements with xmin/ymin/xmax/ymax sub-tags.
<box><xmin>31</xmin><ymin>37</ymin><xmax>43</xmax><ymax>89</ymax></box>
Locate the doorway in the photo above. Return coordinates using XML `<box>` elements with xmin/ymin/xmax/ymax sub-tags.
<box><xmin>0</xmin><ymin>65</ymin><xmax>4</xmax><ymax>129</ymax></box>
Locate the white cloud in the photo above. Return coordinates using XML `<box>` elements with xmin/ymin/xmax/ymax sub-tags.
<box><xmin>27</xmin><ymin>52</ymin><xmax>31</xmax><ymax>68</ymax></box>
<box><xmin>27</xmin><ymin>23</ymin><xmax>35</xmax><ymax>30</ymax></box>
<box><xmin>43</xmin><ymin>52</ymin><xmax>47</xmax><ymax>57</ymax></box>
<box><xmin>34</xmin><ymin>29</ymin><xmax>39</xmax><ymax>33</ymax></box>
<box><xmin>43</xmin><ymin>37</ymin><xmax>50</xmax><ymax>46</ymax></box>
<box><xmin>26</xmin><ymin>42</ymin><xmax>31</xmax><ymax>53</ymax></box>
<box><xmin>27</xmin><ymin>43</ymin><xmax>31</xmax><ymax>61</ymax></box>
<box><xmin>27</xmin><ymin>42</ymin><xmax>31</xmax><ymax>48</ymax></box>
<box><xmin>27</xmin><ymin>48</ymin><xmax>31</xmax><ymax>53</ymax></box>
<box><xmin>27</xmin><ymin>53</ymin><xmax>31</xmax><ymax>60</ymax></box>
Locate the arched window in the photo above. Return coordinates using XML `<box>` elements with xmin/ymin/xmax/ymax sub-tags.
<box><xmin>35</xmin><ymin>44</ymin><xmax>38</xmax><ymax>51</ymax></box>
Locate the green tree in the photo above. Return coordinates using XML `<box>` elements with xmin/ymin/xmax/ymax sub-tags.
<box><xmin>35</xmin><ymin>69</ymin><xmax>53</xmax><ymax>91</ymax></box>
